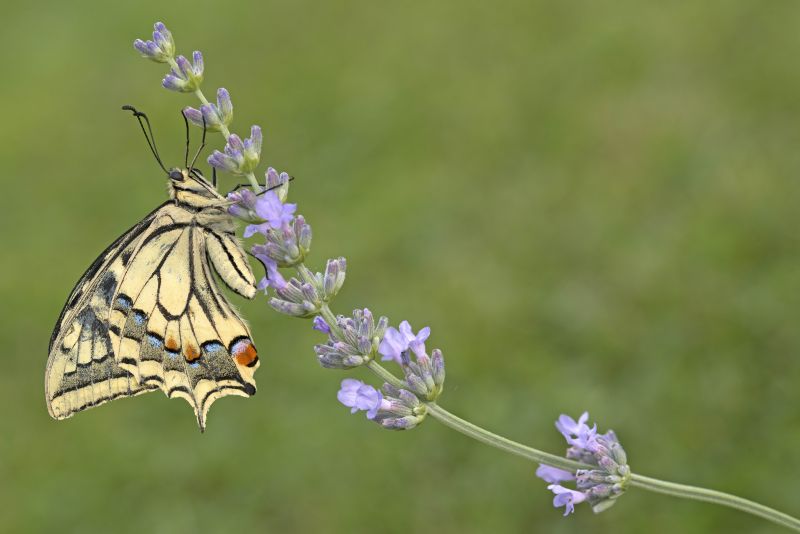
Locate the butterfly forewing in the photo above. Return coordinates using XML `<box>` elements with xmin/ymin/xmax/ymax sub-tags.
<box><xmin>46</xmin><ymin>173</ymin><xmax>259</xmax><ymax>430</ymax></box>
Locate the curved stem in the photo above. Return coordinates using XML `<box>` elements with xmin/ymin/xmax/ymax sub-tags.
<box><xmin>426</xmin><ymin>402</ymin><xmax>800</xmax><ymax>531</ymax></box>
<box><xmin>358</xmin><ymin>360</ymin><xmax>800</xmax><ymax>530</ymax></box>
<box><xmin>366</xmin><ymin>360</ymin><xmax>409</xmax><ymax>390</ymax></box>
<box><xmin>425</xmin><ymin>402</ymin><xmax>584</xmax><ymax>472</ymax></box>
<box><xmin>628</xmin><ymin>474</ymin><xmax>800</xmax><ymax>531</ymax></box>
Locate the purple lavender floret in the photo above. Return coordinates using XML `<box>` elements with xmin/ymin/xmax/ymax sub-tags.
<box><xmin>337</xmin><ymin>380</ymin><xmax>427</xmax><ymax>430</ymax></box>
<box><xmin>244</xmin><ymin>191</ymin><xmax>296</xmax><ymax>236</ymax></box>
<box><xmin>376</xmin><ymin>320</ymin><xmax>444</xmax><ymax>401</ymax></box>
<box><xmin>313</xmin><ymin>316</ymin><xmax>332</xmax><ymax>335</ymax></box>
<box><xmin>337</xmin><ymin>379</ymin><xmax>382</xmax><ymax>419</ymax></box>
<box><xmin>535</xmin><ymin>465</ymin><xmax>575</xmax><ymax>484</ymax></box>
<box><xmin>548</xmin><ymin>485</ymin><xmax>588</xmax><ymax>516</ymax></box>
<box><xmin>378</xmin><ymin>320</ymin><xmax>430</xmax><ymax>363</ymax></box>
<box><xmin>253</xmin><ymin>253</ymin><xmax>287</xmax><ymax>292</ymax></box>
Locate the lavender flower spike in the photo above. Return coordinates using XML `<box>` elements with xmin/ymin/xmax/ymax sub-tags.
<box><xmin>337</xmin><ymin>380</ymin><xmax>427</xmax><ymax>430</ymax></box>
<box><xmin>538</xmin><ymin>412</ymin><xmax>631</xmax><ymax>516</ymax></box>
<box><xmin>371</xmin><ymin>383</ymin><xmax>428</xmax><ymax>430</ymax></box>
<box><xmin>313</xmin><ymin>308</ymin><xmax>388</xmax><ymax>369</ymax></box>
<box><xmin>226</xmin><ymin>189</ymin><xmax>260</xmax><ymax>223</ymax></box>
<box><xmin>378</xmin><ymin>320</ymin><xmax>444</xmax><ymax>401</ymax></box>
<box><xmin>184</xmin><ymin>88</ymin><xmax>234</xmax><ymax>132</ymax></box>
<box><xmin>133</xmin><ymin>21</ymin><xmax>174</xmax><ymax>63</ymax></box>
<box><xmin>207</xmin><ymin>125</ymin><xmax>263</xmax><ymax>175</ymax></box>
<box><xmin>162</xmin><ymin>51</ymin><xmax>204</xmax><ymax>93</ymax></box>
<box><xmin>249</xmin><ymin>214</ymin><xmax>311</xmax><ymax>268</ymax></box>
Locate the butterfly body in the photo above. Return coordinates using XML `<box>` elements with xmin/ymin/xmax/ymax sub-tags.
<box><xmin>46</xmin><ymin>169</ymin><xmax>259</xmax><ymax>430</ymax></box>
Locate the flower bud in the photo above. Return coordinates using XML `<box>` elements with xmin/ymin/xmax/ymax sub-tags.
<box><xmin>162</xmin><ymin>52</ymin><xmax>204</xmax><ymax>93</ymax></box>
<box><xmin>312</xmin><ymin>309</ymin><xmax>388</xmax><ymax>368</ymax></box>
<box><xmin>265</xmin><ymin>167</ymin><xmax>291</xmax><ymax>202</ymax></box>
<box><xmin>133</xmin><ymin>22</ymin><xmax>174</xmax><ymax>63</ymax></box>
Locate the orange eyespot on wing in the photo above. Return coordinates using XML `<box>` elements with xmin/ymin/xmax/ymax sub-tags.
<box><xmin>165</xmin><ymin>337</ymin><xmax>180</xmax><ymax>352</ymax></box>
<box><xmin>184</xmin><ymin>344</ymin><xmax>200</xmax><ymax>363</ymax></box>
<box><xmin>231</xmin><ymin>338</ymin><xmax>259</xmax><ymax>368</ymax></box>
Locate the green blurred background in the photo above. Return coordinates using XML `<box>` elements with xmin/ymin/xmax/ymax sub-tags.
<box><xmin>1</xmin><ymin>1</ymin><xmax>800</xmax><ymax>532</ymax></box>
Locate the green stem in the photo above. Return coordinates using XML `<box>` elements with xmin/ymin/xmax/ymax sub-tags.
<box><xmin>366</xmin><ymin>360</ymin><xmax>406</xmax><ymax>390</ymax></box>
<box><xmin>424</xmin><ymin>402</ymin><xmax>587</xmax><ymax>473</ymax></box>
<box><xmin>628</xmin><ymin>474</ymin><xmax>800</xmax><ymax>531</ymax></box>
<box><xmin>427</xmin><ymin>403</ymin><xmax>800</xmax><ymax>530</ymax></box>
<box><xmin>362</xmin><ymin>360</ymin><xmax>800</xmax><ymax>531</ymax></box>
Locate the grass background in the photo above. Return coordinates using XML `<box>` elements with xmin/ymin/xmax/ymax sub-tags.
<box><xmin>1</xmin><ymin>1</ymin><xmax>800</xmax><ymax>532</ymax></box>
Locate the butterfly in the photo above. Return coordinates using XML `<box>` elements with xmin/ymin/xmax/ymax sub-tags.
<box><xmin>45</xmin><ymin>107</ymin><xmax>260</xmax><ymax>431</ymax></box>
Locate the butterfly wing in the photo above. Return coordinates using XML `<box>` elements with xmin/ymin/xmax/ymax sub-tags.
<box><xmin>46</xmin><ymin>202</ymin><xmax>259</xmax><ymax>430</ymax></box>
<box><xmin>45</xmin><ymin>204</ymin><xmax>167</xmax><ymax>420</ymax></box>
<box><xmin>108</xmin><ymin>206</ymin><xmax>259</xmax><ymax>430</ymax></box>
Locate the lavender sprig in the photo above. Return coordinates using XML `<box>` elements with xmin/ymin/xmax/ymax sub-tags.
<box><xmin>133</xmin><ymin>21</ymin><xmax>260</xmax><ymax>189</ymax></box>
<box><xmin>133</xmin><ymin>22</ymin><xmax>800</xmax><ymax>532</ymax></box>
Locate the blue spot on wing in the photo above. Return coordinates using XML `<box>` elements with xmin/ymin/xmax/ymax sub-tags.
<box><xmin>201</xmin><ymin>341</ymin><xmax>226</xmax><ymax>354</ymax></box>
<box><xmin>115</xmin><ymin>295</ymin><xmax>132</xmax><ymax>313</ymax></box>
<box><xmin>132</xmin><ymin>310</ymin><xmax>146</xmax><ymax>325</ymax></box>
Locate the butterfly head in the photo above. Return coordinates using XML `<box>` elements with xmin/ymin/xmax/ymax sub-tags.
<box><xmin>168</xmin><ymin>167</ymin><xmax>224</xmax><ymax>207</ymax></box>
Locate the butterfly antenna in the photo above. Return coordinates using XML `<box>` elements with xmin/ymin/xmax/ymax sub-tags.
<box><xmin>122</xmin><ymin>105</ymin><xmax>167</xmax><ymax>173</ymax></box>
<box><xmin>182</xmin><ymin>109</ymin><xmax>191</xmax><ymax>169</ymax></box>
<box><xmin>188</xmin><ymin>115</ymin><xmax>207</xmax><ymax>173</ymax></box>
<box><xmin>257</xmin><ymin>175</ymin><xmax>294</xmax><ymax>196</ymax></box>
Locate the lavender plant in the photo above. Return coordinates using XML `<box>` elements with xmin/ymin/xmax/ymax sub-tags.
<box><xmin>134</xmin><ymin>22</ymin><xmax>800</xmax><ymax>531</ymax></box>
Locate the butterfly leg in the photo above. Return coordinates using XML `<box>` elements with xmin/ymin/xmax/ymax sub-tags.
<box><xmin>225</xmin><ymin>176</ymin><xmax>295</xmax><ymax>197</ymax></box>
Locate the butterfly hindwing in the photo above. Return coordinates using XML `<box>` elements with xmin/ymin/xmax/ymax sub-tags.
<box><xmin>108</xmin><ymin>211</ymin><xmax>258</xmax><ymax>429</ymax></box>
<box><xmin>46</xmin><ymin>176</ymin><xmax>260</xmax><ymax>430</ymax></box>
